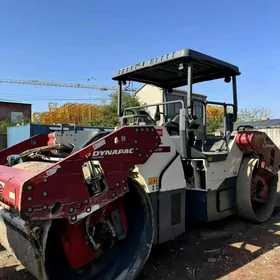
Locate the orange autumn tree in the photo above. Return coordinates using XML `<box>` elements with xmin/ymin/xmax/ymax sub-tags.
<box><xmin>206</xmin><ymin>105</ymin><xmax>224</xmax><ymax>134</ymax></box>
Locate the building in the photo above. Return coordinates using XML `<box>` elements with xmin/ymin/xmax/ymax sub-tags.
<box><xmin>0</xmin><ymin>101</ymin><xmax>31</xmax><ymax>122</ymax></box>
<box><xmin>135</xmin><ymin>84</ymin><xmax>206</xmax><ymax>119</ymax></box>
<box><xmin>134</xmin><ymin>84</ymin><xmax>207</xmax><ymax>139</ymax></box>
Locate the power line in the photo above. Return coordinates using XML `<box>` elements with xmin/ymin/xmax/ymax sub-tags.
<box><xmin>0</xmin><ymin>94</ymin><xmax>108</xmax><ymax>101</ymax></box>
<box><xmin>0</xmin><ymin>98</ymin><xmax>107</xmax><ymax>102</ymax></box>
<box><xmin>0</xmin><ymin>94</ymin><xmax>105</xmax><ymax>99</ymax></box>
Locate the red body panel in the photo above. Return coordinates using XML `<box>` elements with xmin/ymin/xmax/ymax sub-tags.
<box><xmin>0</xmin><ymin>134</ymin><xmax>50</xmax><ymax>208</ymax></box>
<box><xmin>0</xmin><ymin>165</ymin><xmax>38</xmax><ymax>208</ymax></box>
<box><xmin>0</xmin><ymin>126</ymin><xmax>160</xmax><ymax>222</ymax></box>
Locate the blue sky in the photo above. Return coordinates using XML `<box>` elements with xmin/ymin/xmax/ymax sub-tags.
<box><xmin>0</xmin><ymin>0</ymin><xmax>279</xmax><ymax>117</ymax></box>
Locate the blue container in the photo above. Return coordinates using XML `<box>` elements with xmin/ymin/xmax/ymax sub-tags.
<box><xmin>7</xmin><ymin>124</ymin><xmax>113</xmax><ymax>147</ymax></box>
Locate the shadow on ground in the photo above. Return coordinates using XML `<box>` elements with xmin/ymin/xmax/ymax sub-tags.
<box><xmin>138</xmin><ymin>208</ymin><xmax>280</xmax><ymax>280</ymax></box>
<box><xmin>0</xmin><ymin>264</ymin><xmax>34</xmax><ymax>280</ymax></box>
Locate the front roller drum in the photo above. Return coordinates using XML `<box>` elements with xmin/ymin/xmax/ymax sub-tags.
<box><xmin>236</xmin><ymin>157</ymin><xmax>278</xmax><ymax>223</ymax></box>
<box><xmin>0</xmin><ymin>180</ymin><xmax>154</xmax><ymax>280</ymax></box>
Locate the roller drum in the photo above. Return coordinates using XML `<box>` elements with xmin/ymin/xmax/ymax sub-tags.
<box><xmin>236</xmin><ymin>157</ymin><xmax>278</xmax><ymax>223</ymax></box>
<box><xmin>0</xmin><ymin>177</ymin><xmax>154</xmax><ymax>280</ymax></box>
<box><xmin>0</xmin><ymin>206</ymin><xmax>50</xmax><ymax>279</ymax></box>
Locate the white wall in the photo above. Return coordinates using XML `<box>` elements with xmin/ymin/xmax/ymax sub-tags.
<box><xmin>258</xmin><ymin>128</ymin><xmax>280</xmax><ymax>148</ymax></box>
<box><xmin>135</xmin><ymin>84</ymin><xmax>164</xmax><ymax>122</ymax></box>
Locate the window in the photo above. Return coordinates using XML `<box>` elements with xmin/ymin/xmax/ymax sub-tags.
<box><xmin>11</xmin><ymin>112</ymin><xmax>23</xmax><ymax>123</ymax></box>
<box><xmin>165</xmin><ymin>93</ymin><xmax>204</xmax><ymax>121</ymax></box>
<box><xmin>165</xmin><ymin>94</ymin><xmax>184</xmax><ymax>119</ymax></box>
<box><xmin>193</xmin><ymin>100</ymin><xmax>203</xmax><ymax>121</ymax></box>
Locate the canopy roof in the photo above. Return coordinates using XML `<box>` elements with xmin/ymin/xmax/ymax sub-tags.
<box><xmin>112</xmin><ymin>48</ymin><xmax>240</xmax><ymax>88</ymax></box>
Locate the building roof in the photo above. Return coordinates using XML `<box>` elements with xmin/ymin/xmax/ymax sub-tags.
<box><xmin>0</xmin><ymin>101</ymin><xmax>31</xmax><ymax>106</ymax></box>
<box><xmin>233</xmin><ymin>119</ymin><xmax>280</xmax><ymax>129</ymax></box>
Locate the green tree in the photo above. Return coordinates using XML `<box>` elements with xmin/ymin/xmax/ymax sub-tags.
<box><xmin>0</xmin><ymin>120</ymin><xmax>13</xmax><ymax>134</ymax></box>
<box><xmin>206</xmin><ymin>116</ymin><xmax>224</xmax><ymax>134</ymax></box>
<box><xmin>237</xmin><ymin>106</ymin><xmax>273</xmax><ymax>123</ymax></box>
<box><xmin>90</xmin><ymin>91</ymin><xmax>141</xmax><ymax>127</ymax></box>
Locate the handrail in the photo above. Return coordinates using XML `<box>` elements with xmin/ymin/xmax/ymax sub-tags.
<box><xmin>123</xmin><ymin>100</ymin><xmax>184</xmax><ymax>115</ymax></box>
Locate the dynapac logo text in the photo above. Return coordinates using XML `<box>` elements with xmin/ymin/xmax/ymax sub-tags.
<box><xmin>92</xmin><ymin>148</ymin><xmax>134</xmax><ymax>157</ymax></box>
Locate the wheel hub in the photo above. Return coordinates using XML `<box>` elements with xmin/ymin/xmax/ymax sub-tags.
<box><xmin>251</xmin><ymin>175</ymin><xmax>268</xmax><ymax>203</ymax></box>
<box><xmin>61</xmin><ymin>198</ymin><xmax>127</xmax><ymax>269</ymax></box>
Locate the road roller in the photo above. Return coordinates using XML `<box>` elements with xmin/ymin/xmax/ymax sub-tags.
<box><xmin>0</xmin><ymin>48</ymin><xmax>280</xmax><ymax>280</ymax></box>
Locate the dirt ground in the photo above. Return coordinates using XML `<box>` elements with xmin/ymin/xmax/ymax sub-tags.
<box><xmin>2</xmin><ymin>208</ymin><xmax>280</xmax><ymax>280</ymax></box>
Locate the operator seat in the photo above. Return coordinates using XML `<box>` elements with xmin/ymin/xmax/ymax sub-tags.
<box><xmin>163</xmin><ymin>114</ymin><xmax>201</xmax><ymax>147</ymax></box>
<box><xmin>135</xmin><ymin>110</ymin><xmax>155</xmax><ymax>125</ymax></box>
<box><xmin>163</xmin><ymin>121</ymin><xmax>180</xmax><ymax>136</ymax></box>
<box><xmin>122</xmin><ymin>109</ymin><xmax>155</xmax><ymax>126</ymax></box>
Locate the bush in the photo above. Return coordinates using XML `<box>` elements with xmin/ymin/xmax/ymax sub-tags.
<box><xmin>0</xmin><ymin>118</ymin><xmax>31</xmax><ymax>134</ymax></box>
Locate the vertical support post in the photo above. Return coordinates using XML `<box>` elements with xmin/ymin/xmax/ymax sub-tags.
<box><xmin>223</xmin><ymin>103</ymin><xmax>227</xmax><ymax>138</ymax></box>
<box><xmin>202</xmin><ymin>101</ymin><xmax>207</xmax><ymax>141</ymax></box>
<box><xmin>232</xmin><ymin>76</ymin><xmax>238</xmax><ymax>121</ymax></box>
<box><xmin>185</xmin><ymin>64</ymin><xmax>193</xmax><ymax>159</ymax></box>
<box><xmin>162</xmin><ymin>88</ymin><xmax>168</xmax><ymax>121</ymax></box>
<box><xmin>118</xmin><ymin>81</ymin><xmax>122</xmax><ymax>117</ymax></box>
<box><xmin>179</xmin><ymin>108</ymin><xmax>187</xmax><ymax>158</ymax></box>
<box><xmin>187</xmin><ymin>65</ymin><xmax>193</xmax><ymax>118</ymax></box>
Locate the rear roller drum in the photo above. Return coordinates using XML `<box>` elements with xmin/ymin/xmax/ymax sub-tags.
<box><xmin>236</xmin><ymin>157</ymin><xmax>278</xmax><ymax>223</ymax></box>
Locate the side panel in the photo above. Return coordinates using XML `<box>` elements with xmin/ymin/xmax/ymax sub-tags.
<box><xmin>185</xmin><ymin>190</ymin><xmax>208</xmax><ymax>222</ymax></box>
<box><xmin>135</xmin><ymin>126</ymin><xmax>178</xmax><ymax>193</ymax></box>
<box><xmin>158</xmin><ymin>156</ymin><xmax>186</xmax><ymax>244</ymax></box>
<box><xmin>135</xmin><ymin>126</ymin><xmax>186</xmax><ymax>244</ymax></box>
<box><xmin>160</xmin><ymin>155</ymin><xmax>186</xmax><ymax>192</ymax></box>
<box><xmin>185</xmin><ymin>177</ymin><xmax>237</xmax><ymax>222</ymax></box>
<box><xmin>205</xmin><ymin>139</ymin><xmax>243</xmax><ymax>191</ymax></box>
<box><xmin>207</xmin><ymin>177</ymin><xmax>237</xmax><ymax>221</ymax></box>
<box><xmin>158</xmin><ymin>188</ymin><xmax>185</xmax><ymax>244</ymax></box>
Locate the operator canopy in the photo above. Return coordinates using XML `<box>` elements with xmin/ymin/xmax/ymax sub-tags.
<box><xmin>112</xmin><ymin>48</ymin><xmax>240</xmax><ymax>88</ymax></box>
